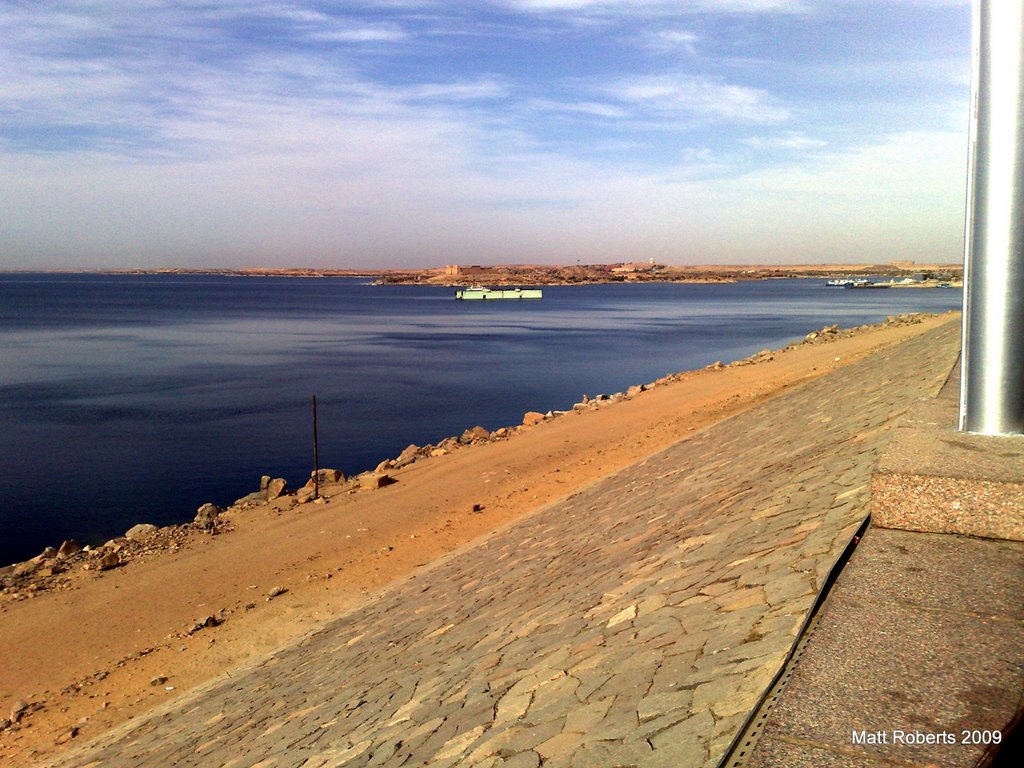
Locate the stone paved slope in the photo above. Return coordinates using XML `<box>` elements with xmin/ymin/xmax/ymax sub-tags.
<box><xmin>47</xmin><ymin>321</ymin><xmax>960</xmax><ymax>768</ymax></box>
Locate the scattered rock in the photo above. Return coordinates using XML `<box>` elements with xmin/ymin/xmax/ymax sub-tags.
<box><xmin>461</xmin><ymin>425</ymin><xmax>490</xmax><ymax>443</ymax></box>
<box><xmin>265</xmin><ymin>477</ymin><xmax>288</xmax><ymax>500</ymax></box>
<box><xmin>267</xmin><ymin>586</ymin><xmax>287</xmax><ymax>600</ymax></box>
<box><xmin>149</xmin><ymin>676</ymin><xmax>168</xmax><ymax>686</ymax></box>
<box><xmin>194</xmin><ymin>503</ymin><xmax>223</xmax><ymax>528</ymax></box>
<box><xmin>429</xmin><ymin>448</ymin><xmax>448</xmax><ymax>458</ymax></box>
<box><xmin>295</xmin><ymin>487</ymin><xmax>316</xmax><ymax>504</ymax></box>
<box><xmin>359</xmin><ymin>473</ymin><xmax>396</xmax><ymax>490</ymax></box>
<box><xmin>626</xmin><ymin>384</ymin><xmax>646</xmax><ymax>397</ymax></box>
<box><xmin>375</xmin><ymin>459</ymin><xmax>394</xmax><ymax>472</ymax></box>
<box><xmin>492</xmin><ymin>428</ymin><xmax>508</xmax><ymax>439</ymax></box>
<box><xmin>472</xmin><ymin>503</ymin><xmax>484</xmax><ymax>513</ymax></box>
<box><xmin>124</xmin><ymin>523</ymin><xmax>159</xmax><ymax>541</ymax></box>
<box><xmin>11</xmin><ymin>560</ymin><xmax>39</xmax><ymax>579</ymax></box>
<box><xmin>301</xmin><ymin>469</ymin><xmax>346</xmax><ymax>492</ymax></box>
<box><xmin>188</xmin><ymin>615</ymin><xmax>223</xmax><ymax>634</ymax></box>
<box><xmin>10</xmin><ymin>699</ymin><xmax>28</xmax><ymax>723</ymax></box>
<box><xmin>396</xmin><ymin>444</ymin><xmax>421</xmax><ymax>463</ymax></box>
<box><xmin>312</xmin><ymin>468</ymin><xmax>345</xmax><ymax>485</ymax></box>
<box><xmin>97</xmin><ymin>551</ymin><xmax>121</xmax><ymax>571</ymax></box>
<box><xmin>39</xmin><ymin>546</ymin><xmax>57</xmax><ymax>560</ymax></box>
<box><xmin>56</xmin><ymin>540</ymin><xmax>83</xmax><ymax>559</ymax></box>
<box><xmin>522</xmin><ymin>411</ymin><xmax>545</xmax><ymax>427</ymax></box>
<box><xmin>55</xmin><ymin>726</ymin><xmax>79</xmax><ymax>745</ymax></box>
<box><xmin>234</xmin><ymin>491</ymin><xmax>266</xmax><ymax>506</ymax></box>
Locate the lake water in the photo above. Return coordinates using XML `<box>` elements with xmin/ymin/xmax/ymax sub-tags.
<box><xmin>0</xmin><ymin>274</ymin><xmax>962</xmax><ymax>565</ymax></box>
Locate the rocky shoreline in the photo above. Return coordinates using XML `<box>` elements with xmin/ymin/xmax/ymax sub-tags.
<box><xmin>0</xmin><ymin>313</ymin><xmax>930</xmax><ymax>606</ymax></box>
<box><xmin>5</xmin><ymin>262</ymin><xmax>963</xmax><ymax>287</ymax></box>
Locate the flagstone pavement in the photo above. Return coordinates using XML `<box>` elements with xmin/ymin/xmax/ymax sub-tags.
<box><xmin>48</xmin><ymin>321</ymin><xmax>961</xmax><ymax>768</ymax></box>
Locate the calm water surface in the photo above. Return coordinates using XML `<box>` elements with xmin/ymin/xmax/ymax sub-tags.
<box><xmin>0</xmin><ymin>274</ymin><xmax>962</xmax><ymax>564</ymax></box>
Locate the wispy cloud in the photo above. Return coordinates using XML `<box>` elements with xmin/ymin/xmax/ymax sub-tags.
<box><xmin>644</xmin><ymin>29</ymin><xmax>700</xmax><ymax>55</ymax></box>
<box><xmin>742</xmin><ymin>132</ymin><xmax>828</xmax><ymax>150</ymax></box>
<box><xmin>498</xmin><ymin>0</ymin><xmax>810</xmax><ymax>14</ymax></box>
<box><xmin>608</xmin><ymin>75</ymin><xmax>790</xmax><ymax>124</ymax></box>
<box><xmin>528</xmin><ymin>99</ymin><xmax>629</xmax><ymax>119</ymax></box>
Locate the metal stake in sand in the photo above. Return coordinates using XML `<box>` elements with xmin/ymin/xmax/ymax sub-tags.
<box><xmin>312</xmin><ymin>395</ymin><xmax>320</xmax><ymax>499</ymax></box>
<box><xmin>960</xmin><ymin>0</ymin><xmax>1024</xmax><ymax>435</ymax></box>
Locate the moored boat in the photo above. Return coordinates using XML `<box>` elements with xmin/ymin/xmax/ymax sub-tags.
<box><xmin>455</xmin><ymin>286</ymin><xmax>543</xmax><ymax>300</ymax></box>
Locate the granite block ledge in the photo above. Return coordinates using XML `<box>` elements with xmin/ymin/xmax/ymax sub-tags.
<box><xmin>871</xmin><ymin>385</ymin><xmax>1024</xmax><ymax>541</ymax></box>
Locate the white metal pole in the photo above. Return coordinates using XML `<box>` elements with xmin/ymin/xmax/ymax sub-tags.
<box><xmin>960</xmin><ymin>0</ymin><xmax>1024</xmax><ymax>435</ymax></box>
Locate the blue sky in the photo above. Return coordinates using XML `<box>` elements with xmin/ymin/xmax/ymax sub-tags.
<box><xmin>0</xmin><ymin>0</ymin><xmax>971</xmax><ymax>269</ymax></box>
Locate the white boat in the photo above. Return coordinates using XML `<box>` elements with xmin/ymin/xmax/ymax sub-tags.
<box><xmin>455</xmin><ymin>286</ymin><xmax>543</xmax><ymax>300</ymax></box>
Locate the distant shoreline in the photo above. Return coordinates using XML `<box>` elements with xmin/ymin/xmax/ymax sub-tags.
<box><xmin>0</xmin><ymin>261</ymin><xmax>964</xmax><ymax>287</ymax></box>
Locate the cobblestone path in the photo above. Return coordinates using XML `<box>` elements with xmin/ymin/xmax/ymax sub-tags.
<box><xmin>50</xmin><ymin>322</ymin><xmax>960</xmax><ymax>768</ymax></box>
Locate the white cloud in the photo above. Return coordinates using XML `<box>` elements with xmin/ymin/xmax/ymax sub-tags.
<box><xmin>609</xmin><ymin>75</ymin><xmax>790</xmax><ymax>124</ymax></box>
<box><xmin>527</xmin><ymin>99</ymin><xmax>628</xmax><ymax>118</ymax></box>
<box><xmin>397</xmin><ymin>80</ymin><xmax>509</xmax><ymax>102</ymax></box>
<box><xmin>645</xmin><ymin>29</ymin><xmax>700</xmax><ymax>55</ymax></box>
<box><xmin>742</xmin><ymin>132</ymin><xmax>828</xmax><ymax>150</ymax></box>
<box><xmin>310</xmin><ymin>26</ymin><xmax>409</xmax><ymax>43</ymax></box>
<box><xmin>499</xmin><ymin>0</ymin><xmax>809</xmax><ymax>14</ymax></box>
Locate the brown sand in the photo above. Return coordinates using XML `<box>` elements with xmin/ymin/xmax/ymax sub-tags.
<box><xmin>0</xmin><ymin>312</ymin><xmax>959</xmax><ymax>764</ymax></box>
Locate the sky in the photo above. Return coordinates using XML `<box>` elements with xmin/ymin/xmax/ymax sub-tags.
<box><xmin>0</xmin><ymin>0</ymin><xmax>971</xmax><ymax>269</ymax></box>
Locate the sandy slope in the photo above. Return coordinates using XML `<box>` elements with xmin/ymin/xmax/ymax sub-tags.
<box><xmin>0</xmin><ymin>312</ymin><xmax>959</xmax><ymax>765</ymax></box>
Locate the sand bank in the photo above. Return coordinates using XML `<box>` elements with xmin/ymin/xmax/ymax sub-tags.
<box><xmin>0</xmin><ymin>312</ymin><xmax>959</xmax><ymax>765</ymax></box>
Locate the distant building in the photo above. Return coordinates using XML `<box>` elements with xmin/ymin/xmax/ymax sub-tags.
<box><xmin>611</xmin><ymin>261</ymin><xmax>658</xmax><ymax>274</ymax></box>
<box><xmin>444</xmin><ymin>265</ymin><xmax>488</xmax><ymax>276</ymax></box>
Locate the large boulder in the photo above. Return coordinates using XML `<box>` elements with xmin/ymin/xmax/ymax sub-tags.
<box><xmin>11</xmin><ymin>559</ymin><xmax>39</xmax><ymax>579</ymax></box>
<box><xmin>56</xmin><ymin>540</ymin><xmax>83</xmax><ymax>559</ymax></box>
<box><xmin>265</xmin><ymin>478</ymin><xmax>288</xmax><ymax>500</ymax></box>
<box><xmin>359</xmin><ymin>473</ymin><xmax>395</xmax><ymax>490</ymax></box>
<box><xmin>460</xmin><ymin>426</ymin><xmax>490</xmax><ymax>443</ymax></box>
<box><xmin>194</xmin><ymin>503</ymin><xmax>223</xmax><ymax>528</ymax></box>
<box><xmin>522</xmin><ymin>411</ymin><xmax>545</xmax><ymax>427</ymax></box>
<box><xmin>396</xmin><ymin>444</ymin><xmax>420</xmax><ymax>463</ymax></box>
<box><xmin>124</xmin><ymin>523</ymin><xmax>159</xmax><ymax>541</ymax></box>
<box><xmin>303</xmin><ymin>469</ymin><xmax>345</xmax><ymax>490</ymax></box>
<box><xmin>97</xmin><ymin>551</ymin><xmax>121</xmax><ymax>571</ymax></box>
